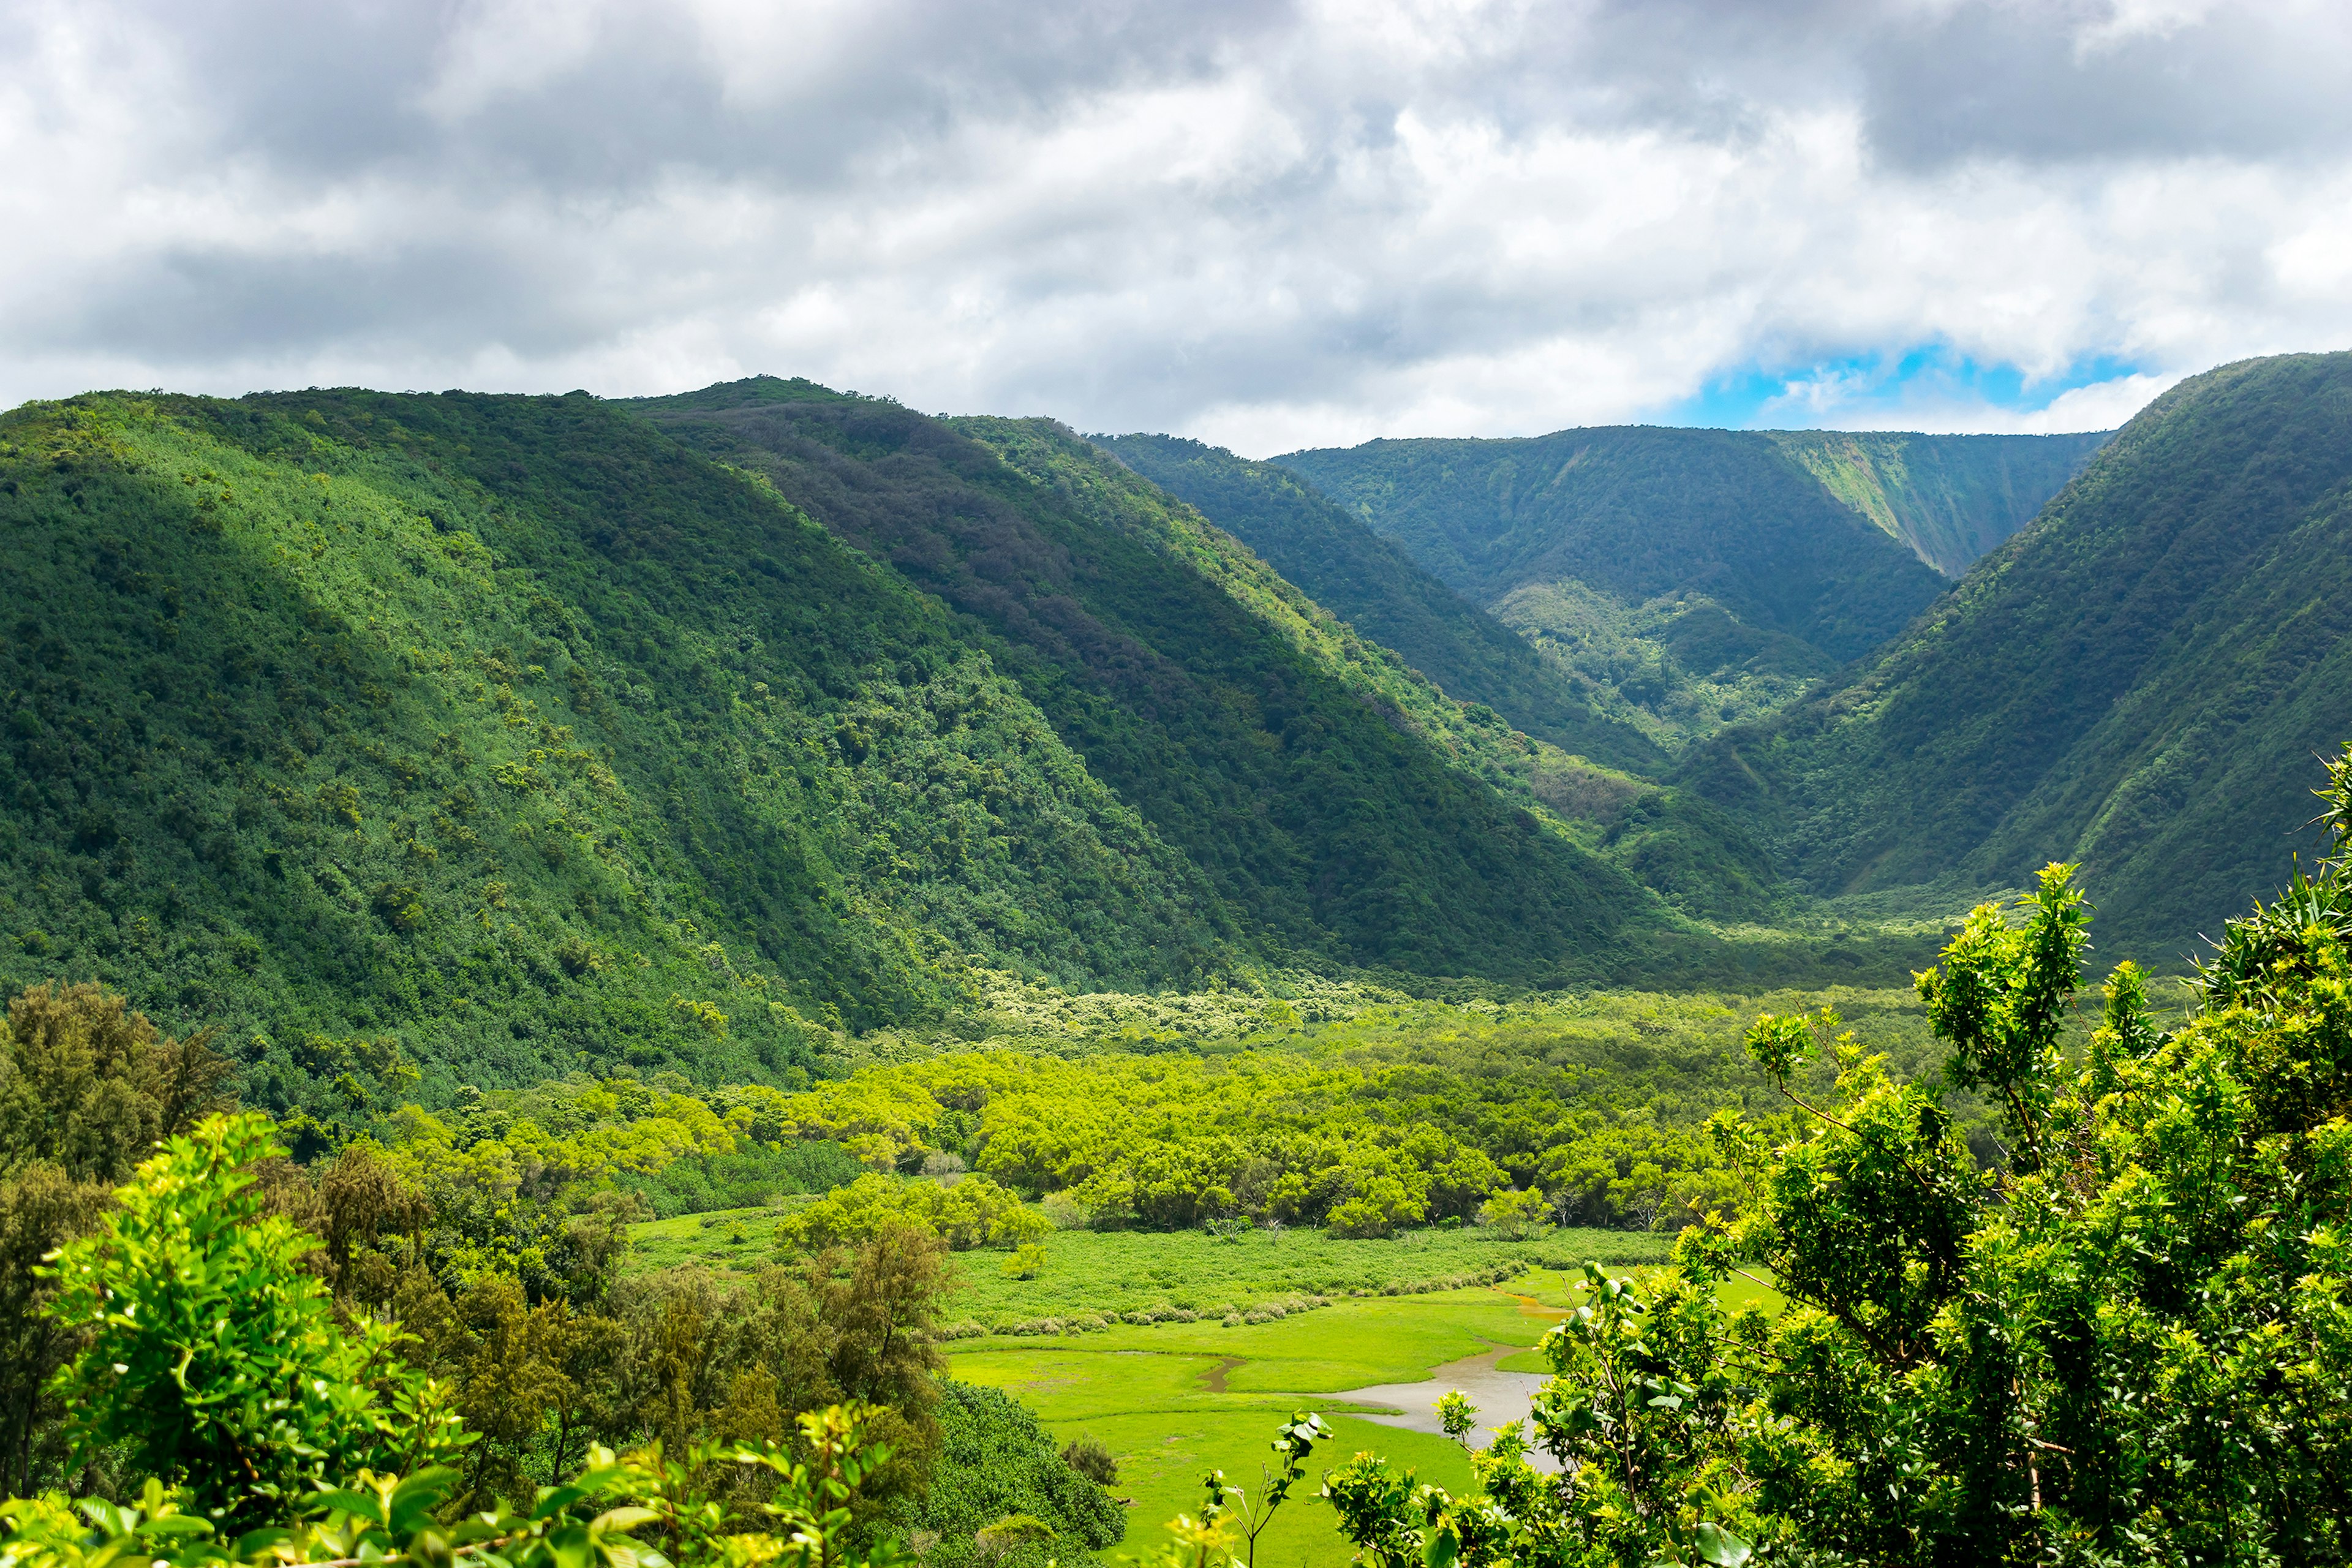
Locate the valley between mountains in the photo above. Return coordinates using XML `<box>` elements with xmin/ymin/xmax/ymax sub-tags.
<box><xmin>6</xmin><ymin>350</ymin><xmax>2351</xmax><ymax>1566</ymax></box>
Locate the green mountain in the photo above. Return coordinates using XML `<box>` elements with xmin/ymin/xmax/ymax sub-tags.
<box><xmin>1765</xmin><ymin>430</ymin><xmax>2111</xmax><ymax>576</ymax></box>
<box><xmin>0</xmin><ymin>380</ymin><xmax>1918</xmax><ymax>1114</ymax></box>
<box><xmin>1276</xmin><ymin>426</ymin><xmax>1959</xmax><ymax>747</ymax></box>
<box><xmin>0</xmin><ymin>388</ymin><xmax>1258</xmax><ymax>1102</ymax></box>
<box><xmin>1090</xmin><ymin>433</ymin><xmax>1663</xmax><ymax>774</ymax></box>
<box><xmin>631</xmin><ymin>381</ymin><xmax>1683</xmax><ymax>960</ymax></box>
<box><xmin>1276</xmin><ymin>426</ymin><xmax>1953</xmax><ymax>655</ymax></box>
<box><xmin>1680</xmin><ymin>352</ymin><xmax>2352</xmax><ymax>957</ymax></box>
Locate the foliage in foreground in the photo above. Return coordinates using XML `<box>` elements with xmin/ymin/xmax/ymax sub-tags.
<box><xmin>0</xmin><ymin>1112</ymin><xmax>928</xmax><ymax>1568</ymax></box>
<box><xmin>1300</xmin><ymin>755</ymin><xmax>2352</xmax><ymax>1565</ymax></box>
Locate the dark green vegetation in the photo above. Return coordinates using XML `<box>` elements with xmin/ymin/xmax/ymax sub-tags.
<box><xmin>891</xmin><ymin>1382</ymin><xmax>1125</xmax><ymax>1568</ymax></box>
<box><xmin>1686</xmin><ymin>352</ymin><xmax>2352</xmax><ymax>957</ymax></box>
<box><xmin>634</xmin><ymin>380</ymin><xmax>1662</xmax><ymax>979</ymax></box>
<box><xmin>1095</xmin><ymin>434</ymin><xmax>1662</xmax><ymax>773</ymax></box>
<box><xmin>1321</xmin><ymin>835</ymin><xmax>2352</xmax><ymax>1566</ymax></box>
<box><xmin>1278</xmin><ymin>425</ymin><xmax>2100</xmax><ymax>751</ymax></box>
<box><xmin>0</xmin><ymin>382</ymin><xmax>1988</xmax><ymax>1128</ymax></box>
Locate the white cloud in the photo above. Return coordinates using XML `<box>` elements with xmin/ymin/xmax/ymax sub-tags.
<box><xmin>1</xmin><ymin>0</ymin><xmax>2348</xmax><ymax>451</ymax></box>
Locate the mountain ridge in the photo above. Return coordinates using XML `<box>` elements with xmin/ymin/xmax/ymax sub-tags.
<box><xmin>1678</xmin><ymin>351</ymin><xmax>2352</xmax><ymax>956</ymax></box>
<box><xmin>1091</xmin><ymin>432</ymin><xmax>1664</xmax><ymax>773</ymax></box>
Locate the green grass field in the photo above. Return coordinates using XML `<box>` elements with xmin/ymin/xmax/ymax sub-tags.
<box><xmin>625</xmin><ymin>1209</ymin><xmax>1766</xmax><ymax>1566</ymax></box>
<box><xmin>942</xmin><ymin>1263</ymin><xmax>1773</xmax><ymax>1568</ymax></box>
<box><xmin>948</xmin><ymin>1277</ymin><xmax>1572</xmax><ymax>1568</ymax></box>
<box><xmin>625</xmin><ymin>1211</ymin><xmax>1675</xmax><ymax>1332</ymax></box>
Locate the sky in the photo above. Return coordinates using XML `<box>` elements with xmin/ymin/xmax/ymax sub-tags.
<box><xmin>4</xmin><ymin>0</ymin><xmax>2350</xmax><ymax>456</ymax></box>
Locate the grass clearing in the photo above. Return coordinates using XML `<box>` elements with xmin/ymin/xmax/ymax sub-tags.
<box><xmin>948</xmin><ymin>1283</ymin><xmax>1547</xmax><ymax>1568</ymax></box>
<box><xmin>944</xmin><ymin>1265</ymin><xmax>1767</xmax><ymax>1568</ymax></box>
<box><xmin>627</xmin><ymin>1211</ymin><xmax>1674</xmax><ymax>1324</ymax></box>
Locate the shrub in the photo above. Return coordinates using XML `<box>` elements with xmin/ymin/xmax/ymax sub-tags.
<box><xmin>44</xmin><ymin>1113</ymin><xmax>464</xmax><ymax>1525</ymax></box>
<box><xmin>777</xmin><ymin>1170</ymin><xmax>1050</xmax><ymax>1253</ymax></box>
<box><xmin>1324</xmin><ymin>1174</ymin><xmax>1427</xmax><ymax>1238</ymax></box>
<box><xmin>1061</xmin><ymin>1434</ymin><xmax>1118</xmax><ymax>1487</ymax></box>
<box><xmin>1478</xmin><ymin>1184</ymin><xmax>1551</xmax><ymax>1240</ymax></box>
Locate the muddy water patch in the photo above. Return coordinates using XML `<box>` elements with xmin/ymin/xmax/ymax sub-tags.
<box><xmin>1326</xmin><ymin>1343</ymin><xmax>1561</xmax><ymax>1473</ymax></box>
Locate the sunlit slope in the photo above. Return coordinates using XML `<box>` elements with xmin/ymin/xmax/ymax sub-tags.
<box><xmin>1275</xmin><ymin>426</ymin><xmax>1951</xmax><ymax>660</ymax></box>
<box><xmin>634</xmin><ymin>380</ymin><xmax>1672</xmax><ymax>979</ymax></box>
<box><xmin>1767</xmin><ymin>429</ymin><xmax>2110</xmax><ymax>576</ymax></box>
<box><xmin>1093</xmin><ymin>434</ymin><xmax>1664</xmax><ymax>774</ymax></box>
<box><xmin>1682</xmin><ymin>352</ymin><xmax>2352</xmax><ymax>956</ymax></box>
<box><xmin>0</xmin><ymin>389</ymin><xmax>1233</xmax><ymax>1099</ymax></box>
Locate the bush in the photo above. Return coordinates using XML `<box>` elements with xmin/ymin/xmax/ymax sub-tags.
<box><xmin>777</xmin><ymin>1170</ymin><xmax>1050</xmax><ymax>1253</ymax></box>
<box><xmin>45</xmin><ymin>1113</ymin><xmax>464</xmax><ymax>1525</ymax></box>
<box><xmin>1061</xmin><ymin>1434</ymin><xmax>1118</xmax><ymax>1487</ymax></box>
<box><xmin>893</xmin><ymin>1382</ymin><xmax>1124</xmax><ymax>1568</ymax></box>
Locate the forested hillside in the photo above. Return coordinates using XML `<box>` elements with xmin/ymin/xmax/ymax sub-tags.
<box><xmin>1277</xmin><ymin>426</ymin><xmax>1954</xmax><ymax>747</ymax></box>
<box><xmin>1</xmin><ymin>383</ymin><xmax>1943</xmax><ymax>1123</ymax></box>
<box><xmin>631</xmin><ymin>380</ymin><xmax>1673</xmax><ymax>970</ymax></box>
<box><xmin>1094</xmin><ymin>434</ymin><xmax>1662</xmax><ymax>773</ymax></box>
<box><xmin>1767</xmin><ymin>429</ymin><xmax>2111</xmax><ymax>576</ymax></box>
<box><xmin>1683</xmin><ymin>351</ymin><xmax>2352</xmax><ymax>956</ymax></box>
<box><xmin>0</xmin><ymin>389</ymin><xmax>1259</xmax><ymax>1104</ymax></box>
<box><xmin>1276</xmin><ymin>426</ymin><xmax>2102</xmax><ymax>751</ymax></box>
<box><xmin>1276</xmin><ymin>426</ymin><xmax>1950</xmax><ymax>657</ymax></box>
<box><xmin>646</xmin><ymin>380</ymin><xmax>1877</xmax><ymax>941</ymax></box>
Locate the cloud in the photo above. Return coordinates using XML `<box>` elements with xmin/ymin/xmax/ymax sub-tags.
<box><xmin>1</xmin><ymin>0</ymin><xmax>2348</xmax><ymax>451</ymax></box>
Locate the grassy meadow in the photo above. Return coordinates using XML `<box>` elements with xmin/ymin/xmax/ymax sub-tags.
<box><xmin>625</xmin><ymin>1210</ymin><xmax>1674</xmax><ymax>1322</ymax></box>
<box><xmin>944</xmin><ymin>1264</ymin><xmax>1778</xmax><ymax>1568</ymax></box>
<box><xmin>625</xmin><ymin>1196</ymin><xmax>1768</xmax><ymax>1568</ymax></box>
<box><xmin>949</xmin><ymin>1276</ymin><xmax>1569</xmax><ymax>1568</ymax></box>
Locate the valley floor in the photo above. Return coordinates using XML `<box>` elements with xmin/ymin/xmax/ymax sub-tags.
<box><xmin>945</xmin><ymin>1265</ymin><xmax>1781</xmax><ymax>1568</ymax></box>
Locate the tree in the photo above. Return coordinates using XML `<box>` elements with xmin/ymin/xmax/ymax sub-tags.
<box><xmin>1477</xmin><ymin>1185</ymin><xmax>1550</xmax><ymax>1240</ymax></box>
<box><xmin>1</xmin><ymin>1107</ymin><xmax>914</xmax><ymax>1568</ymax></box>
<box><xmin>42</xmin><ymin>1113</ymin><xmax>466</xmax><ymax>1526</ymax></box>
<box><xmin>0</xmin><ymin>982</ymin><xmax>234</xmax><ymax>1495</ymax></box>
<box><xmin>1314</xmin><ymin>766</ymin><xmax>2352</xmax><ymax>1567</ymax></box>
